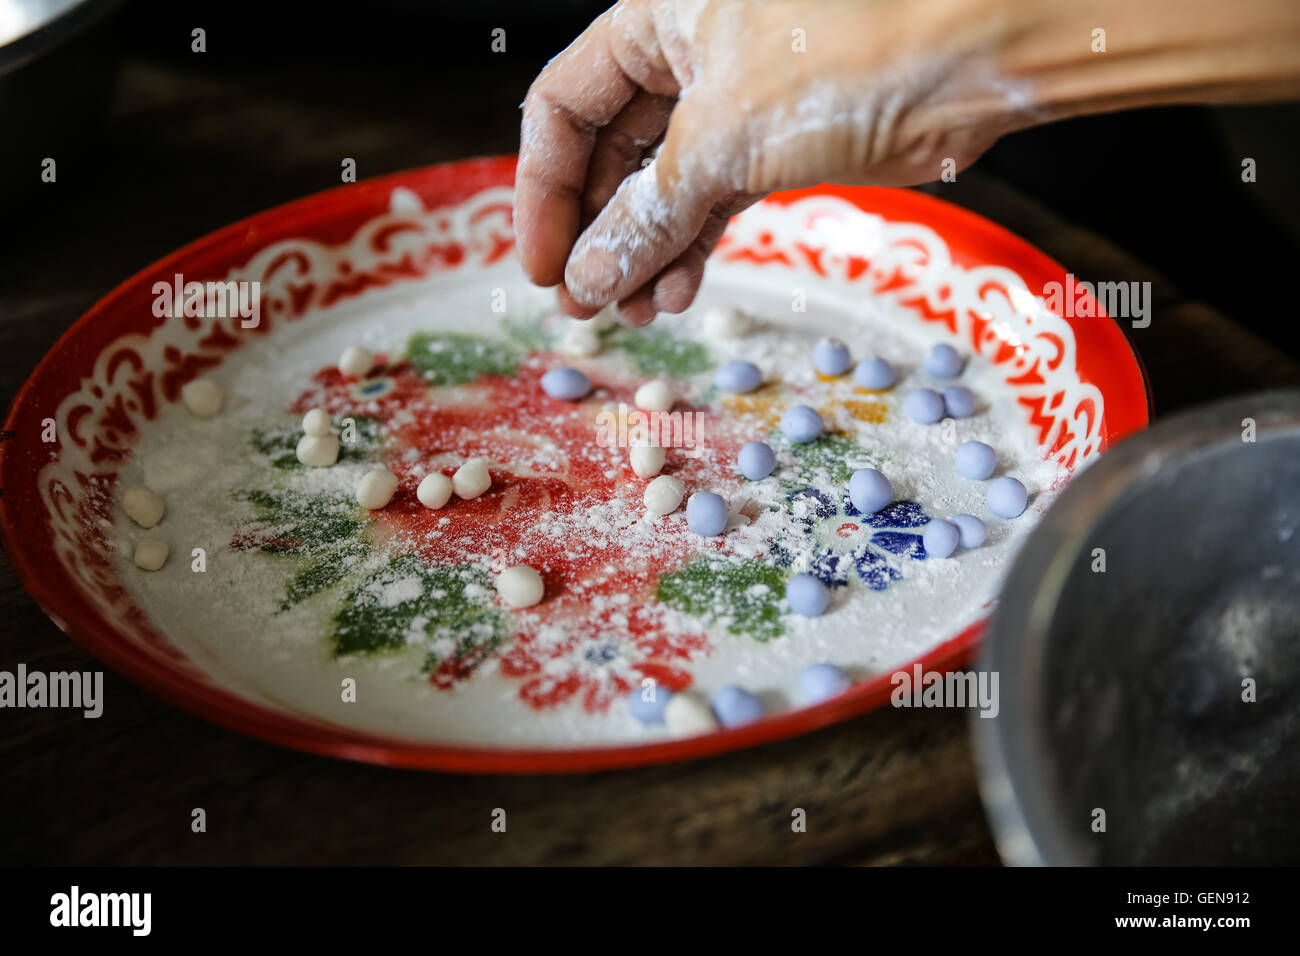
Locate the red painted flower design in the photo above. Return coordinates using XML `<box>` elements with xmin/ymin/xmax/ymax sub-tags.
<box><xmin>271</xmin><ymin>338</ymin><xmax>745</xmax><ymax>712</ymax></box>
<box><xmin>499</xmin><ymin>603</ymin><xmax>708</xmax><ymax>713</ymax></box>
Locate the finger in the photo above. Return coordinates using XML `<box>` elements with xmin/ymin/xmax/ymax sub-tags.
<box><xmin>582</xmin><ymin>89</ymin><xmax>675</xmax><ymax>224</ymax></box>
<box><xmin>555</xmin><ymin>285</ymin><xmax>603</xmax><ymax>320</ymax></box>
<box><xmin>611</xmin><ymin>206</ymin><xmax>730</xmax><ymax>326</ymax></box>
<box><xmin>562</xmin><ymin>65</ymin><xmax>746</xmax><ymax>312</ymax></box>
<box><xmin>563</xmin><ymin>157</ymin><xmax>720</xmax><ymax>310</ymax></box>
<box><xmin>608</xmin><ymin>193</ymin><xmax>757</xmax><ymax>326</ymax></box>
<box><xmin>613</xmin><ymin>286</ymin><xmax>657</xmax><ymax>327</ymax></box>
<box><xmin>649</xmin><ymin>193</ymin><xmax>760</xmax><ymax>314</ymax></box>
<box><xmin>516</xmin><ymin>2</ymin><xmax>679</xmax><ymax>287</ymax></box>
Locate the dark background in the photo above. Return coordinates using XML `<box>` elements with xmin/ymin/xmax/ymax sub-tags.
<box><xmin>2</xmin><ymin>1</ymin><xmax>1299</xmax><ymax>866</ymax></box>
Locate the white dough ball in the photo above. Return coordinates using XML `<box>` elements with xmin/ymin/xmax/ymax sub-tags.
<box><xmin>664</xmin><ymin>691</ymin><xmax>719</xmax><ymax>737</ymax></box>
<box><xmin>496</xmin><ymin>565</ymin><xmax>544</xmax><ymax>609</ymax></box>
<box><xmin>180</xmin><ymin>379</ymin><xmax>224</xmax><ymax>417</ymax></box>
<box><xmin>634</xmin><ymin>379</ymin><xmax>675</xmax><ymax>412</ymax></box>
<box><xmin>589</xmin><ymin>307</ymin><xmax>617</xmax><ymax>332</ymax></box>
<box><xmin>560</xmin><ymin>321</ymin><xmax>602</xmax><ymax>357</ymax></box>
<box><xmin>338</xmin><ymin>345</ymin><xmax>374</xmax><ymax>378</ymax></box>
<box><xmin>133</xmin><ymin>536</ymin><xmax>169</xmax><ymax>571</ymax></box>
<box><xmin>416</xmin><ymin>472</ymin><xmax>453</xmax><ymax>509</ymax></box>
<box><xmin>296</xmin><ymin>433</ymin><xmax>340</xmax><ymax>467</ymax></box>
<box><xmin>630</xmin><ymin>443</ymin><xmax>666</xmax><ymax>479</ymax></box>
<box><xmin>453</xmin><ymin>457</ymin><xmax>492</xmax><ymax>499</ymax></box>
<box><xmin>701</xmin><ymin>306</ymin><xmax>751</xmax><ymax>339</ymax></box>
<box><xmin>301</xmin><ymin>408</ymin><xmax>332</xmax><ymax>436</ymax></box>
<box><xmin>356</xmin><ymin>468</ymin><xmax>399</xmax><ymax>510</ymax></box>
<box><xmin>644</xmin><ymin>475</ymin><xmax>685</xmax><ymax>515</ymax></box>
<box><xmin>122</xmin><ymin>485</ymin><xmax>164</xmax><ymax>529</ymax></box>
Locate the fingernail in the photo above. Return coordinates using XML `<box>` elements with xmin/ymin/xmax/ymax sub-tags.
<box><xmin>566</xmin><ymin>247</ymin><xmax>624</xmax><ymax>306</ymax></box>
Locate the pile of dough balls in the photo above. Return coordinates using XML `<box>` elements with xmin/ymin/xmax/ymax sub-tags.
<box><xmin>296</xmin><ymin>407</ymin><xmax>340</xmax><ymax>467</ymax></box>
<box><xmin>352</xmin><ymin>457</ymin><xmax>493</xmax><ymax>511</ymax></box>
<box><xmin>122</xmin><ymin>485</ymin><xmax>168</xmax><ymax>571</ymax></box>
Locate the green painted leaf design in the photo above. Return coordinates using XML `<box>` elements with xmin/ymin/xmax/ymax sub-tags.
<box><xmin>499</xmin><ymin>315</ymin><xmax>552</xmax><ymax>353</ymax></box>
<box><xmin>657</xmin><ymin>557</ymin><xmax>789</xmax><ymax>642</ymax></box>
<box><xmin>249</xmin><ymin>424</ymin><xmax>304</xmax><ymax>470</ymax></box>
<box><xmin>406</xmin><ymin>331</ymin><xmax>520</xmax><ymax>385</ymax></box>
<box><xmin>250</xmin><ymin>415</ymin><xmax>382</xmax><ymax>471</ymax></box>
<box><xmin>232</xmin><ymin>490</ymin><xmax>370</xmax><ymax>609</ymax></box>
<box><xmin>332</xmin><ymin>555</ymin><xmax>505</xmax><ymax>662</ymax></box>
<box><xmin>280</xmin><ymin>540</ymin><xmax>371</xmax><ymax>611</ymax></box>
<box><xmin>775</xmin><ymin>432</ymin><xmax>887</xmax><ymax>488</ymax></box>
<box><xmin>604</xmin><ymin>326</ymin><xmax>713</xmax><ymax>377</ymax></box>
<box><xmin>232</xmin><ymin>489</ymin><xmax>364</xmax><ymax>555</ymax></box>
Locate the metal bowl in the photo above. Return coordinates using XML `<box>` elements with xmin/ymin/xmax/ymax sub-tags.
<box><xmin>974</xmin><ymin>391</ymin><xmax>1300</xmax><ymax>865</ymax></box>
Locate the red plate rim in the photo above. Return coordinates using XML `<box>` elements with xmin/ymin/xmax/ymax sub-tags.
<box><xmin>0</xmin><ymin>156</ymin><xmax>1152</xmax><ymax>773</ymax></box>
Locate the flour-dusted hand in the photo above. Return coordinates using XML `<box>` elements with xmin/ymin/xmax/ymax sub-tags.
<box><xmin>517</xmin><ymin>0</ymin><xmax>1300</xmax><ymax>325</ymax></box>
<box><xmin>517</xmin><ymin>0</ymin><xmax>1021</xmax><ymax>325</ymax></box>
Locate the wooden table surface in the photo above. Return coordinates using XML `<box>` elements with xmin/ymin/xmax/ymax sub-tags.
<box><xmin>2</xmin><ymin>57</ymin><xmax>1298</xmax><ymax>866</ymax></box>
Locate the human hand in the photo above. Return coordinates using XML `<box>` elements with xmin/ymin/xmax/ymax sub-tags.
<box><xmin>516</xmin><ymin>0</ymin><xmax>1021</xmax><ymax>325</ymax></box>
<box><xmin>516</xmin><ymin>0</ymin><xmax>1300</xmax><ymax>326</ymax></box>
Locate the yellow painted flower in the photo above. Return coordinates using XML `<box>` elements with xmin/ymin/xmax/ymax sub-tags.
<box><xmin>841</xmin><ymin>399</ymin><xmax>889</xmax><ymax>424</ymax></box>
<box><xmin>817</xmin><ymin>399</ymin><xmax>889</xmax><ymax>435</ymax></box>
<box><xmin>721</xmin><ymin>389</ymin><xmax>785</xmax><ymax>429</ymax></box>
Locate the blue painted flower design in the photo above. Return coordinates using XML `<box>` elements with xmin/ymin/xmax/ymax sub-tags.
<box><xmin>770</xmin><ymin>487</ymin><xmax>931</xmax><ymax>591</ymax></box>
<box><xmin>584</xmin><ymin>642</ymin><xmax>620</xmax><ymax>665</ymax></box>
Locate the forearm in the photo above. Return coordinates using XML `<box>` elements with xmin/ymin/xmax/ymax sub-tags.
<box><xmin>667</xmin><ymin>0</ymin><xmax>1300</xmax><ymax>194</ymax></box>
<box><xmin>990</xmin><ymin>0</ymin><xmax>1300</xmax><ymax>129</ymax></box>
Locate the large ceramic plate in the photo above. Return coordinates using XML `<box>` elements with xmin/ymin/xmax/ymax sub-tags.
<box><xmin>0</xmin><ymin>157</ymin><xmax>1149</xmax><ymax>771</ymax></box>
